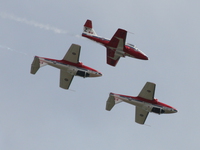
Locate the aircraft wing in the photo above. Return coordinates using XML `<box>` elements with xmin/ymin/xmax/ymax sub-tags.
<box><xmin>106</xmin><ymin>29</ymin><xmax>127</xmax><ymax>66</ymax></box>
<box><xmin>135</xmin><ymin>106</ymin><xmax>149</xmax><ymax>124</ymax></box>
<box><xmin>60</xmin><ymin>70</ymin><xmax>74</xmax><ymax>89</ymax></box>
<box><xmin>106</xmin><ymin>48</ymin><xmax>120</xmax><ymax>66</ymax></box>
<box><xmin>138</xmin><ymin>82</ymin><xmax>156</xmax><ymax>100</ymax></box>
<box><xmin>108</xmin><ymin>28</ymin><xmax>127</xmax><ymax>50</ymax></box>
<box><xmin>63</xmin><ymin>44</ymin><xmax>81</xmax><ymax>63</ymax></box>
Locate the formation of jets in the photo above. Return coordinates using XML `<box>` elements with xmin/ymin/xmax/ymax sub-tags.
<box><xmin>30</xmin><ymin>19</ymin><xmax>177</xmax><ymax>125</ymax></box>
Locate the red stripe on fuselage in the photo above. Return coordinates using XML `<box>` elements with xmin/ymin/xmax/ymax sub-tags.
<box><xmin>112</xmin><ymin>93</ymin><xmax>176</xmax><ymax>109</ymax></box>
<box><xmin>82</xmin><ymin>33</ymin><xmax>109</xmax><ymax>46</ymax></box>
<box><xmin>41</xmin><ymin>57</ymin><xmax>101</xmax><ymax>73</ymax></box>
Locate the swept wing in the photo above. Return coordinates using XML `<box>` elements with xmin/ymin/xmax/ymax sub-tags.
<box><xmin>106</xmin><ymin>48</ymin><xmax>120</xmax><ymax>66</ymax></box>
<box><xmin>135</xmin><ymin>106</ymin><xmax>149</xmax><ymax>124</ymax></box>
<box><xmin>107</xmin><ymin>29</ymin><xmax>127</xmax><ymax>66</ymax></box>
<box><xmin>138</xmin><ymin>82</ymin><xmax>156</xmax><ymax>100</ymax></box>
<box><xmin>63</xmin><ymin>44</ymin><xmax>80</xmax><ymax>63</ymax></box>
<box><xmin>60</xmin><ymin>70</ymin><xmax>74</xmax><ymax>89</ymax></box>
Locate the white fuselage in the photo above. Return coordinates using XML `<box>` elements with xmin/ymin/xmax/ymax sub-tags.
<box><xmin>112</xmin><ymin>93</ymin><xmax>177</xmax><ymax>114</ymax></box>
<box><xmin>39</xmin><ymin>57</ymin><xmax>102</xmax><ymax>78</ymax></box>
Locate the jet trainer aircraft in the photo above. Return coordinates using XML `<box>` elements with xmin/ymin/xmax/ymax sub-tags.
<box><xmin>82</xmin><ymin>19</ymin><xmax>148</xmax><ymax>66</ymax></box>
<box><xmin>106</xmin><ymin>82</ymin><xmax>177</xmax><ymax>124</ymax></box>
<box><xmin>30</xmin><ymin>44</ymin><xmax>102</xmax><ymax>89</ymax></box>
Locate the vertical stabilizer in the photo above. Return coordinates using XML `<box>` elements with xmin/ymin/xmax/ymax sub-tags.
<box><xmin>106</xmin><ymin>93</ymin><xmax>122</xmax><ymax>111</ymax></box>
<box><xmin>30</xmin><ymin>56</ymin><xmax>47</xmax><ymax>74</ymax></box>
<box><xmin>83</xmin><ymin>19</ymin><xmax>97</xmax><ymax>35</ymax></box>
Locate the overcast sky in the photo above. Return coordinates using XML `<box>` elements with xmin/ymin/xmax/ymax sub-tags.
<box><xmin>0</xmin><ymin>1</ymin><xmax>200</xmax><ymax>150</ymax></box>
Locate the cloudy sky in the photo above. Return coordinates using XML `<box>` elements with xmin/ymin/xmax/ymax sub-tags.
<box><xmin>0</xmin><ymin>0</ymin><xmax>200</xmax><ymax>150</ymax></box>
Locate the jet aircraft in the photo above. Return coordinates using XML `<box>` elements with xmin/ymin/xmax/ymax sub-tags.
<box><xmin>106</xmin><ymin>82</ymin><xmax>177</xmax><ymax>124</ymax></box>
<box><xmin>82</xmin><ymin>20</ymin><xmax>148</xmax><ymax>66</ymax></box>
<box><xmin>30</xmin><ymin>44</ymin><xmax>102</xmax><ymax>89</ymax></box>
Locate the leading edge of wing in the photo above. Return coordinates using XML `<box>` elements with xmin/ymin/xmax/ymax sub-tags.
<box><xmin>63</xmin><ymin>44</ymin><xmax>81</xmax><ymax>63</ymax></box>
<box><xmin>135</xmin><ymin>106</ymin><xmax>149</xmax><ymax>124</ymax></box>
<box><xmin>138</xmin><ymin>82</ymin><xmax>156</xmax><ymax>100</ymax></box>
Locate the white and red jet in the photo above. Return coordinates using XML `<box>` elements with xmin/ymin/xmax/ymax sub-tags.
<box><xmin>82</xmin><ymin>20</ymin><xmax>148</xmax><ymax>67</ymax></box>
<box><xmin>31</xmin><ymin>44</ymin><xmax>102</xmax><ymax>89</ymax></box>
<box><xmin>106</xmin><ymin>82</ymin><xmax>177</xmax><ymax>124</ymax></box>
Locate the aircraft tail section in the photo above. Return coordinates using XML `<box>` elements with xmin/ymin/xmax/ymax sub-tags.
<box><xmin>30</xmin><ymin>56</ymin><xmax>47</xmax><ymax>74</ymax></box>
<box><xmin>106</xmin><ymin>93</ymin><xmax>122</xmax><ymax>111</ymax></box>
<box><xmin>83</xmin><ymin>19</ymin><xmax>97</xmax><ymax>36</ymax></box>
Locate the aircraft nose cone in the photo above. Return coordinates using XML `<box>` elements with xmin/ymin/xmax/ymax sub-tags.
<box><xmin>141</xmin><ymin>54</ymin><xmax>148</xmax><ymax>60</ymax></box>
<box><xmin>171</xmin><ymin>109</ymin><xmax>178</xmax><ymax>113</ymax></box>
<box><xmin>138</xmin><ymin>52</ymin><xmax>148</xmax><ymax>60</ymax></box>
<box><xmin>98</xmin><ymin>72</ymin><xmax>103</xmax><ymax>77</ymax></box>
<box><xmin>90</xmin><ymin>71</ymin><xmax>102</xmax><ymax>77</ymax></box>
<box><xmin>143</xmin><ymin>55</ymin><xmax>148</xmax><ymax>60</ymax></box>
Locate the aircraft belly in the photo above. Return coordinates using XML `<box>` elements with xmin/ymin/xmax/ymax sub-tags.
<box><xmin>47</xmin><ymin>62</ymin><xmax>69</xmax><ymax>70</ymax></box>
<box><xmin>121</xmin><ymin>97</ymin><xmax>143</xmax><ymax>107</ymax></box>
<box><xmin>53</xmin><ymin>64</ymin><xmax>84</xmax><ymax>77</ymax></box>
<box><xmin>43</xmin><ymin>60</ymin><xmax>77</xmax><ymax>74</ymax></box>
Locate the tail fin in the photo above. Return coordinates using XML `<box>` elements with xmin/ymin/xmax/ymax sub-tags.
<box><xmin>106</xmin><ymin>93</ymin><xmax>123</xmax><ymax>111</ymax></box>
<box><xmin>83</xmin><ymin>19</ymin><xmax>97</xmax><ymax>36</ymax></box>
<box><xmin>30</xmin><ymin>56</ymin><xmax>47</xmax><ymax>74</ymax></box>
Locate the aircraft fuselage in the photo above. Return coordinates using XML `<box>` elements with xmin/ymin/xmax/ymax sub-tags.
<box><xmin>110</xmin><ymin>93</ymin><xmax>177</xmax><ymax>114</ymax></box>
<box><xmin>82</xmin><ymin>33</ymin><xmax>148</xmax><ymax>60</ymax></box>
<box><xmin>38</xmin><ymin>56</ymin><xmax>102</xmax><ymax>78</ymax></box>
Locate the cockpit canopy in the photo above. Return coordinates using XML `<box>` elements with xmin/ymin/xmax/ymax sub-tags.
<box><xmin>126</xmin><ymin>43</ymin><xmax>139</xmax><ymax>51</ymax></box>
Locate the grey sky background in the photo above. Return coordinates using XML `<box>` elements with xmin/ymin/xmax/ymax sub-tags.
<box><xmin>0</xmin><ymin>0</ymin><xmax>200</xmax><ymax>150</ymax></box>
